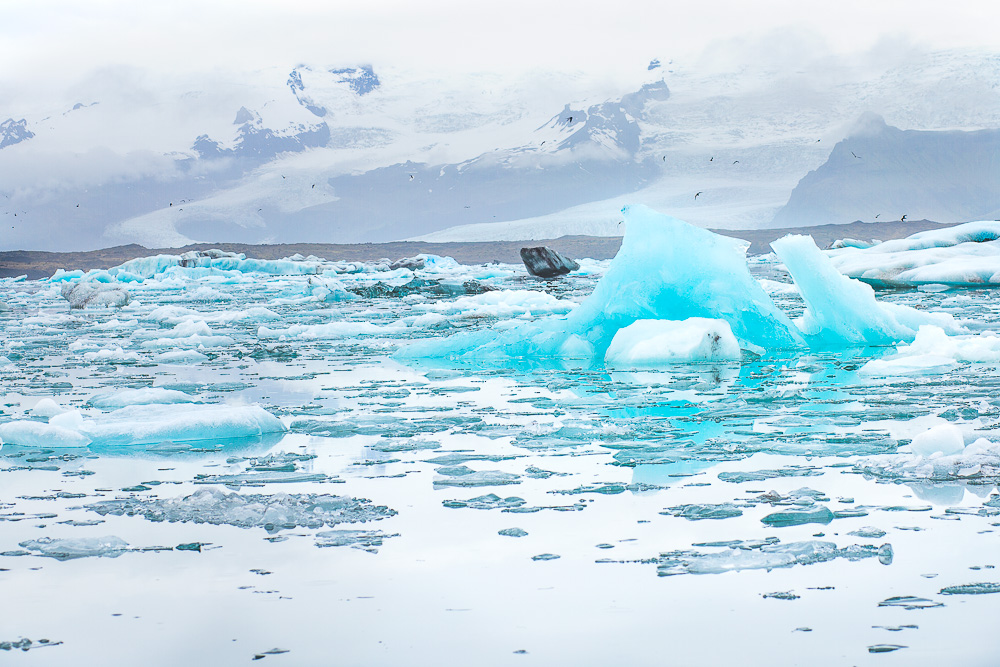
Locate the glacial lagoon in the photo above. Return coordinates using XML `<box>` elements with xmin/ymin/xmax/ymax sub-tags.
<box><xmin>2</xmin><ymin>211</ymin><xmax>1000</xmax><ymax>664</ymax></box>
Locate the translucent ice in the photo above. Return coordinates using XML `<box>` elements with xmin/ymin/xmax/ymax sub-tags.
<box><xmin>771</xmin><ymin>234</ymin><xmax>962</xmax><ymax>346</ymax></box>
<box><xmin>86</xmin><ymin>488</ymin><xmax>396</xmax><ymax>531</ymax></box>
<box><xmin>605</xmin><ymin>318</ymin><xmax>742</xmax><ymax>367</ymax></box>
<box><xmin>909</xmin><ymin>423</ymin><xmax>965</xmax><ymax>458</ymax></box>
<box><xmin>18</xmin><ymin>536</ymin><xmax>128</xmax><ymax>560</ymax></box>
<box><xmin>87</xmin><ymin>387</ymin><xmax>199</xmax><ymax>409</ymax></box>
<box><xmin>657</xmin><ymin>539</ymin><xmax>884</xmax><ymax>576</ymax></box>
<box><xmin>0</xmin><ymin>404</ymin><xmax>285</xmax><ymax>448</ymax></box>
<box><xmin>401</xmin><ymin>205</ymin><xmax>805</xmax><ymax>361</ymax></box>
<box><xmin>60</xmin><ymin>282</ymin><xmax>130</xmax><ymax>309</ymax></box>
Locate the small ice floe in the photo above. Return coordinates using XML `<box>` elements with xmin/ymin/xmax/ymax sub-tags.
<box><xmin>60</xmin><ymin>282</ymin><xmax>130</xmax><ymax>309</ymax></box>
<box><xmin>657</xmin><ymin>538</ymin><xmax>889</xmax><ymax>576</ymax></box>
<box><xmin>855</xmin><ymin>426</ymin><xmax>1000</xmax><ymax>483</ymax></box>
<box><xmin>0</xmin><ymin>404</ymin><xmax>285</xmax><ymax>448</ymax></box>
<box><xmin>860</xmin><ymin>325</ymin><xmax>1000</xmax><ymax>376</ymax></box>
<box><xmin>17</xmin><ymin>536</ymin><xmax>129</xmax><ymax>560</ymax></box>
<box><xmin>86</xmin><ymin>488</ymin><xmax>397</xmax><ymax>531</ymax></box>
<box><xmin>605</xmin><ymin>318</ymin><xmax>742</xmax><ymax>367</ymax></box>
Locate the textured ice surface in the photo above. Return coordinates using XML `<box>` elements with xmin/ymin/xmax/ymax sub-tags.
<box><xmin>828</xmin><ymin>221</ymin><xmax>1000</xmax><ymax>287</ymax></box>
<box><xmin>0</xmin><ymin>404</ymin><xmax>284</xmax><ymax>448</ymax></box>
<box><xmin>772</xmin><ymin>234</ymin><xmax>962</xmax><ymax>346</ymax></box>
<box><xmin>60</xmin><ymin>282</ymin><xmax>131</xmax><ymax>309</ymax></box>
<box><xmin>605</xmin><ymin>318</ymin><xmax>742</xmax><ymax>367</ymax></box>
<box><xmin>17</xmin><ymin>536</ymin><xmax>129</xmax><ymax>560</ymax></box>
<box><xmin>86</xmin><ymin>488</ymin><xmax>396</xmax><ymax>531</ymax></box>
<box><xmin>657</xmin><ymin>539</ymin><xmax>886</xmax><ymax>576</ymax></box>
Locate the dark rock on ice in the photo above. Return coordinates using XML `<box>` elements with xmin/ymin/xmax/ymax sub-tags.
<box><xmin>519</xmin><ymin>246</ymin><xmax>580</xmax><ymax>278</ymax></box>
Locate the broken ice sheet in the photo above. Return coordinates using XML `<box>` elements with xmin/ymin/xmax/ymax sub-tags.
<box><xmin>657</xmin><ymin>539</ymin><xmax>889</xmax><ymax>576</ymax></box>
<box><xmin>314</xmin><ymin>530</ymin><xmax>399</xmax><ymax>553</ymax></box>
<box><xmin>86</xmin><ymin>488</ymin><xmax>396</xmax><ymax>532</ymax></box>
<box><xmin>17</xmin><ymin>536</ymin><xmax>128</xmax><ymax>560</ymax></box>
<box><xmin>660</xmin><ymin>503</ymin><xmax>744</xmax><ymax>520</ymax></box>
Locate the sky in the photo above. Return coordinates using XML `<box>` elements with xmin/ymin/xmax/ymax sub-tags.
<box><xmin>2</xmin><ymin>0</ymin><xmax>998</xmax><ymax>105</ymax></box>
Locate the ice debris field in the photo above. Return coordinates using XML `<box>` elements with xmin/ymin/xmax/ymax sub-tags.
<box><xmin>3</xmin><ymin>205</ymin><xmax>1000</xmax><ymax>664</ymax></box>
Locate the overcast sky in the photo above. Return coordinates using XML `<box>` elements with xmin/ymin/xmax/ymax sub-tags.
<box><xmin>2</xmin><ymin>0</ymin><xmax>997</xmax><ymax>97</ymax></box>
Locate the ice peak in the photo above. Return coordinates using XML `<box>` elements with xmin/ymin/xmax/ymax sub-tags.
<box><xmin>847</xmin><ymin>111</ymin><xmax>888</xmax><ymax>137</ymax></box>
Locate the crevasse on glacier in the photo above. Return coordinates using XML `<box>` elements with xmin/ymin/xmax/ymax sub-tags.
<box><xmin>399</xmin><ymin>205</ymin><xmax>960</xmax><ymax>362</ymax></box>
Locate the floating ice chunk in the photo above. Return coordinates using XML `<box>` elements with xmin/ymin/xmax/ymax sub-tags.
<box><xmin>86</xmin><ymin>488</ymin><xmax>396</xmax><ymax>530</ymax></box>
<box><xmin>82</xmin><ymin>347</ymin><xmax>143</xmax><ymax>363</ymax></box>
<box><xmin>0</xmin><ymin>404</ymin><xmax>284</xmax><ymax>448</ymax></box>
<box><xmin>258</xmin><ymin>321</ymin><xmax>407</xmax><ymax>340</ymax></box>
<box><xmin>314</xmin><ymin>530</ymin><xmax>398</xmax><ymax>552</ymax></box>
<box><xmin>771</xmin><ymin>234</ymin><xmax>962</xmax><ymax>346</ymax></box>
<box><xmin>87</xmin><ymin>387</ymin><xmax>199</xmax><ymax>409</ymax></box>
<box><xmin>909</xmin><ymin>423</ymin><xmax>965</xmax><ymax>457</ymax></box>
<box><xmin>856</xmin><ymin>436</ymin><xmax>1000</xmax><ymax>483</ymax></box>
<box><xmin>657</xmin><ymin>540</ymin><xmax>883</xmax><ymax>576</ymax></box>
<box><xmin>939</xmin><ymin>582</ymin><xmax>1000</xmax><ymax>595</ymax></box>
<box><xmin>60</xmin><ymin>282</ymin><xmax>130</xmax><ymax>309</ymax></box>
<box><xmin>401</xmin><ymin>206</ymin><xmax>805</xmax><ymax>361</ymax></box>
<box><xmin>18</xmin><ymin>536</ymin><xmax>128</xmax><ymax>560</ymax></box>
<box><xmin>154</xmin><ymin>350</ymin><xmax>209</xmax><ymax>364</ymax></box>
<box><xmin>861</xmin><ymin>326</ymin><xmax>1000</xmax><ymax>376</ymax></box>
<box><xmin>418</xmin><ymin>289</ymin><xmax>577</xmax><ymax>319</ymax></box>
<box><xmin>0</xmin><ymin>420</ymin><xmax>92</xmax><ymax>447</ymax></box>
<box><xmin>605</xmin><ymin>318</ymin><xmax>742</xmax><ymax>367</ymax></box>
<box><xmin>761</xmin><ymin>505</ymin><xmax>835</xmax><ymax>527</ymax></box>
<box><xmin>827</xmin><ymin>220</ymin><xmax>1000</xmax><ymax>287</ymax></box>
<box><xmin>81</xmin><ymin>404</ymin><xmax>286</xmax><ymax>447</ymax></box>
<box><xmin>30</xmin><ymin>398</ymin><xmax>65</xmax><ymax>418</ymax></box>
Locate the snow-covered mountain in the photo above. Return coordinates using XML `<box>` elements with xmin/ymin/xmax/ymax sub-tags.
<box><xmin>1</xmin><ymin>49</ymin><xmax>998</xmax><ymax>251</ymax></box>
<box><xmin>771</xmin><ymin>113</ymin><xmax>1000</xmax><ymax>227</ymax></box>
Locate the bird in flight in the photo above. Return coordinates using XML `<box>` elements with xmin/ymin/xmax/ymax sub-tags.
<box><xmin>875</xmin><ymin>214</ymin><xmax>880</xmax><ymax>219</ymax></box>
<box><xmin>900</xmin><ymin>214</ymin><xmax>907</xmax><ymax>222</ymax></box>
<box><xmin>709</xmin><ymin>157</ymin><xmax>714</xmax><ymax>162</ymax></box>
<box><xmin>695</xmin><ymin>192</ymin><xmax>702</xmax><ymax>200</ymax></box>
<box><xmin>409</xmin><ymin>175</ymin><xmax>414</xmax><ymax>181</ymax></box>
<box><xmin>851</xmin><ymin>151</ymin><xmax>861</xmax><ymax>159</ymax></box>
<box><xmin>567</xmin><ymin>116</ymin><xmax>573</xmax><ymax>122</ymax></box>
<box><xmin>662</xmin><ymin>156</ymin><xmax>666</xmax><ymax>161</ymax></box>
<box><xmin>311</xmin><ymin>184</ymin><xmax>315</xmax><ymax>188</ymax></box>
<box><xmin>732</xmin><ymin>160</ymin><xmax>739</xmax><ymax>164</ymax></box>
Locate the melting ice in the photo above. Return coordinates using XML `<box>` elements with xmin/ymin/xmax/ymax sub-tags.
<box><xmin>2</xmin><ymin>206</ymin><xmax>999</xmax><ymax>663</ymax></box>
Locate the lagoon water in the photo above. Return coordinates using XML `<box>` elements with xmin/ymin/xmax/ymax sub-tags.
<box><xmin>2</xmin><ymin>240</ymin><xmax>1000</xmax><ymax>664</ymax></box>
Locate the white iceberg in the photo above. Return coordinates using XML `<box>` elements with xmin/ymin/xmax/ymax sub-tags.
<box><xmin>605</xmin><ymin>318</ymin><xmax>742</xmax><ymax>367</ymax></box>
<box><xmin>828</xmin><ymin>220</ymin><xmax>1000</xmax><ymax>287</ymax></box>
<box><xmin>0</xmin><ymin>404</ymin><xmax>285</xmax><ymax>448</ymax></box>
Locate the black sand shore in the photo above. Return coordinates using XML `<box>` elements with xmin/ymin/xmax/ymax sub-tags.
<box><xmin>0</xmin><ymin>219</ymin><xmax>950</xmax><ymax>280</ymax></box>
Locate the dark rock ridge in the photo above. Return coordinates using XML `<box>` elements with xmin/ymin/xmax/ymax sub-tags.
<box><xmin>520</xmin><ymin>246</ymin><xmax>580</xmax><ymax>278</ymax></box>
<box><xmin>0</xmin><ymin>118</ymin><xmax>34</xmax><ymax>149</ymax></box>
<box><xmin>772</xmin><ymin>112</ymin><xmax>1000</xmax><ymax>227</ymax></box>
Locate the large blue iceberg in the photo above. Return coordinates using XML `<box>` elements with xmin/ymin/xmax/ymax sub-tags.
<box><xmin>399</xmin><ymin>205</ymin><xmax>960</xmax><ymax>363</ymax></box>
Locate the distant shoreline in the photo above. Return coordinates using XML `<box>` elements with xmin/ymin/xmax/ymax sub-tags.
<box><xmin>0</xmin><ymin>219</ymin><xmax>952</xmax><ymax>280</ymax></box>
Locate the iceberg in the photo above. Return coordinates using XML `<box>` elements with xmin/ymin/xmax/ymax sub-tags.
<box><xmin>0</xmin><ymin>404</ymin><xmax>285</xmax><ymax>448</ymax></box>
<box><xmin>828</xmin><ymin>220</ymin><xmax>1000</xmax><ymax>287</ymax></box>
<box><xmin>400</xmin><ymin>205</ymin><xmax>806</xmax><ymax>361</ymax></box>
<box><xmin>18</xmin><ymin>536</ymin><xmax>129</xmax><ymax>560</ymax></box>
<box><xmin>771</xmin><ymin>235</ymin><xmax>963</xmax><ymax>346</ymax></box>
<box><xmin>60</xmin><ymin>282</ymin><xmax>130</xmax><ymax>309</ymax></box>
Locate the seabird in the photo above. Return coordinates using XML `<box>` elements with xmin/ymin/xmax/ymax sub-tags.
<box><xmin>312</xmin><ymin>184</ymin><xmax>315</xmax><ymax>188</ymax></box>
<box><xmin>695</xmin><ymin>191</ymin><xmax>702</xmax><ymax>200</ymax></box>
<box><xmin>875</xmin><ymin>214</ymin><xmax>880</xmax><ymax>219</ymax></box>
<box><xmin>732</xmin><ymin>160</ymin><xmax>739</xmax><ymax>164</ymax></box>
<box><xmin>567</xmin><ymin>116</ymin><xmax>573</xmax><ymax>122</ymax></box>
<box><xmin>409</xmin><ymin>175</ymin><xmax>414</xmax><ymax>181</ymax></box>
<box><xmin>709</xmin><ymin>157</ymin><xmax>714</xmax><ymax>161</ymax></box>
<box><xmin>662</xmin><ymin>156</ymin><xmax>666</xmax><ymax>161</ymax></box>
<box><xmin>851</xmin><ymin>151</ymin><xmax>860</xmax><ymax>159</ymax></box>
<box><xmin>900</xmin><ymin>215</ymin><xmax>907</xmax><ymax>222</ymax></box>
